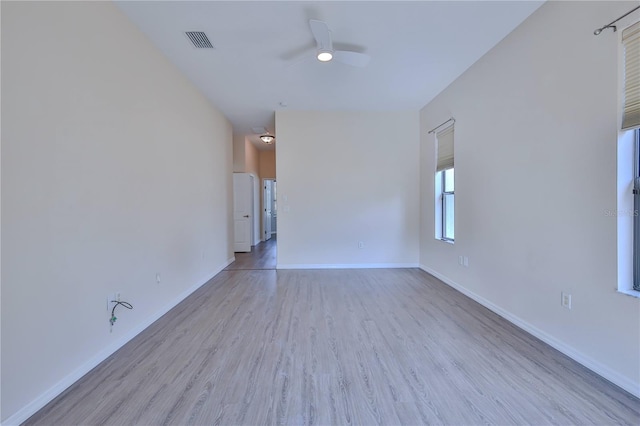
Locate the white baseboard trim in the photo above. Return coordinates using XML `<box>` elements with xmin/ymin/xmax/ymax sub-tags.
<box><xmin>419</xmin><ymin>264</ymin><xmax>640</xmax><ymax>399</ymax></box>
<box><xmin>277</xmin><ymin>262</ymin><xmax>418</xmax><ymax>270</ymax></box>
<box><xmin>3</xmin><ymin>257</ymin><xmax>235</xmax><ymax>426</ymax></box>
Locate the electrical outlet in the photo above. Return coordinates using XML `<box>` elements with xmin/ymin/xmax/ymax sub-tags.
<box><xmin>458</xmin><ymin>256</ymin><xmax>463</xmax><ymax>265</ymax></box>
<box><xmin>156</xmin><ymin>273</ymin><xmax>161</xmax><ymax>284</ymax></box>
<box><xmin>358</xmin><ymin>241</ymin><xmax>364</xmax><ymax>249</ymax></box>
<box><xmin>561</xmin><ymin>292</ymin><xmax>572</xmax><ymax>310</ymax></box>
<box><xmin>463</xmin><ymin>256</ymin><xmax>469</xmax><ymax>267</ymax></box>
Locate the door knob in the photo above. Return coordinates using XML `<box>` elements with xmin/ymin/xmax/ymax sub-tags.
<box><xmin>243</xmin><ymin>215</ymin><xmax>250</xmax><ymax>218</ymax></box>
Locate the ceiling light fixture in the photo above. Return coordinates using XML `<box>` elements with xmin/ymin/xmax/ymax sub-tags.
<box><xmin>260</xmin><ymin>134</ymin><xmax>275</xmax><ymax>144</ymax></box>
<box><xmin>317</xmin><ymin>50</ymin><xmax>333</xmax><ymax>62</ymax></box>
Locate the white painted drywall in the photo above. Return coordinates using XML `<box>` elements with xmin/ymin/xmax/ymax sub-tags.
<box><xmin>232</xmin><ymin>134</ymin><xmax>246</xmax><ymax>172</ymax></box>
<box><xmin>260</xmin><ymin>150</ymin><xmax>276</xmax><ymax>179</ymax></box>
<box><xmin>276</xmin><ymin>111</ymin><xmax>420</xmax><ymax>268</ymax></box>
<box><xmin>420</xmin><ymin>1</ymin><xmax>640</xmax><ymax>395</ymax></box>
<box><xmin>1</xmin><ymin>2</ymin><xmax>233</xmax><ymax>422</ymax></box>
<box><xmin>244</xmin><ymin>138</ymin><xmax>260</xmax><ymax>177</ymax></box>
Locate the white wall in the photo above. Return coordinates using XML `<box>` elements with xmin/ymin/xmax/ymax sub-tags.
<box><xmin>420</xmin><ymin>1</ymin><xmax>640</xmax><ymax>396</ymax></box>
<box><xmin>232</xmin><ymin>135</ymin><xmax>260</xmax><ymax>176</ymax></box>
<box><xmin>276</xmin><ymin>111</ymin><xmax>420</xmax><ymax>268</ymax></box>
<box><xmin>232</xmin><ymin>134</ymin><xmax>246</xmax><ymax>172</ymax></box>
<box><xmin>259</xmin><ymin>150</ymin><xmax>276</xmax><ymax>179</ymax></box>
<box><xmin>1</xmin><ymin>2</ymin><xmax>233</xmax><ymax>422</ymax></box>
<box><xmin>244</xmin><ymin>138</ymin><xmax>260</xmax><ymax>177</ymax></box>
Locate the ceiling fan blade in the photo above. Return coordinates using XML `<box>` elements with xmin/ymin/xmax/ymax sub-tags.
<box><xmin>333</xmin><ymin>50</ymin><xmax>371</xmax><ymax>67</ymax></box>
<box><xmin>309</xmin><ymin>19</ymin><xmax>332</xmax><ymax>50</ymax></box>
<box><xmin>279</xmin><ymin>42</ymin><xmax>315</xmax><ymax>61</ymax></box>
<box><xmin>284</xmin><ymin>52</ymin><xmax>315</xmax><ymax>68</ymax></box>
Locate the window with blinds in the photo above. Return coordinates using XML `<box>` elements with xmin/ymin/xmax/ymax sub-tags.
<box><xmin>435</xmin><ymin>124</ymin><xmax>455</xmax><ymax>242</ymax></box>
<box><xmin>436</xmin><ymin>125</ymin><xmax>454</xmax><ymax>171</ymax></box>
<box><xmin>622</xmin><ymin>21</ymin><xmax>640</xmax><ymax>130</ymax></box>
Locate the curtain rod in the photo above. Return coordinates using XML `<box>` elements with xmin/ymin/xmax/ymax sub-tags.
<box><xmin>428</xmin><ymin>118</ymin><xmax>455</xmax><ymax>134</ymax></box>
<box><xmin>594</xmin><ymin>5</ymin><xmax>640</xmax><ymax>35</ymax></box>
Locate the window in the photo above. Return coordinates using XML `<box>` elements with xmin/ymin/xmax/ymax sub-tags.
<box><xmin>634</xmin><ymin>130</ymin><xmax>640</xmax><ymax>291</ymax></box>
<box><xmin>623</xmin><ymin>21</ymin><xmax>640</xmax><ymax>289</ymax></box>
<box><xmin>435</xmin><ymin>124</ymin><xmax>454</xmax><ymax>242</ymax></box>
<box><xmin>618</xmin><ymin>21</ymin><xmax>640</xmax><ymax>297</ymax></box>
<box><xmin>440</xmin><ymin>168</ymin><xmax>455</xmax><ymax>241</ymax></box>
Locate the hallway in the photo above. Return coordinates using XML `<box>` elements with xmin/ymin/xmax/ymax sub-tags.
<box><xmin>225</xmin><ymin>237</ymin><xmax>276</xmax><ymax>270</ymax></box>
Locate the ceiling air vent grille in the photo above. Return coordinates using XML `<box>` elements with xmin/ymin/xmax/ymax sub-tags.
<box><xmin>185</xmin><ymin>31</ymin><xmax>214</xmax><ymax>49</ymax></box>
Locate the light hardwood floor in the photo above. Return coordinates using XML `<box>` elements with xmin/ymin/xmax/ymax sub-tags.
<box><xmin>225</xmin><ymin>237</ymin><xmax>276</xmax><ymax>270</ymax></box>
<box><xmin>26</xmin><ymin>268</ymin><xmax>639</xmax><ymax>425</ymax></box>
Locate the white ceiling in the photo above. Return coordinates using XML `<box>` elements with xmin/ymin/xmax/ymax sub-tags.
<box><xmin>116</xmin><ymin>1</ymin><xmax>543</xmax><ymax>151</ymax></box>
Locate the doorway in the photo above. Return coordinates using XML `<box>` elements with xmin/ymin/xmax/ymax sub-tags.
<box><xmin>263</xmin><ymin>179</ymin><xmax>276</xmax><ymax>242</ymax></box>
<box><xmin>227</xmin><ymin>175</ymin><xmax>276</xmax><ymax>269</ymax></box>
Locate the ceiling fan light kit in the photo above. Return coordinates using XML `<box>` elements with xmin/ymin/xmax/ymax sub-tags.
<box><xmin>317</xmin><ymin>50</ymin><xmax>333</xmax><ymax>62</ymax></box>
<box><xmin>309</xmin><ymin>19</ymin><xmax>370</xmax><ymax>67</ymax></box>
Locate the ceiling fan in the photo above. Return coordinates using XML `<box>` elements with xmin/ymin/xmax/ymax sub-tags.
<box><xmin>307</xmin><ymin>20</ymin><xmax>371</xmax><ymax>67</ymax></box>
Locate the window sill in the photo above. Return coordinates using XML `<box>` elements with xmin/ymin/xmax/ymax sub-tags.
<box><xmin>617</xmin><ymin>288</ymin><xmax>640</xmax><ymax>299</ymax></box>
<box><xmin>437</xmin><ymin>238</ymin><xmax>454</xmax><ymax>245</ymax></box>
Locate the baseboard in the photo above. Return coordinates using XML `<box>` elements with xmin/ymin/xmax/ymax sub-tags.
<box><xmin>277</xmin><ymin>262</ymin><xmax>419</xmax><ymax>270</ymax></box>
<box><xmin>419</xmin><ymin>264</ymin><xmax>640</xmax><ymax>399</ymax></box>
<box><xmin>2</xmin><ymin>257</ymin><xmax>235</xmax><ymax>426</ymax></box>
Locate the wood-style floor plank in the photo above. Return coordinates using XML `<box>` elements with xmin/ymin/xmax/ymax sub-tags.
<box><xmin>225</xmin><ymin>237</ymin><xmax>276</xmax><ymax>270</ymax></box>
<box><xmin>25</xmin><ymin>268</ymin><xmax>639</xmax><ymax>425</ymax></box>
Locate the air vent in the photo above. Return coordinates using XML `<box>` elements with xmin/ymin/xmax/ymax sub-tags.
<box><xmin>185</xmin><ymin>31</ymin><xmax>214</xmax><ymax>49</ymax></box>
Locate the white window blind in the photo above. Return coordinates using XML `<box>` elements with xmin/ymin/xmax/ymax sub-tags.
<box><xmin>623</xmin><ymin>21</ymin><xmax>640</xmax><ymax>130</ymax></box>
<box><xmin>436</xmin><ymin>125</ymin><xmax>454</xmax><ymax>171</ymax></box>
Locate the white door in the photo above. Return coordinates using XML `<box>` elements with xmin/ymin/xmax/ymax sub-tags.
<box><xmin>263</xmin><ymin>180</ymin><xmax>272</xmax><ymax>241</ymax></box>
<box><xmin>233</xmin><ymin>173</ymin><xmax>252</xmax><ymax>252</ymax></box>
